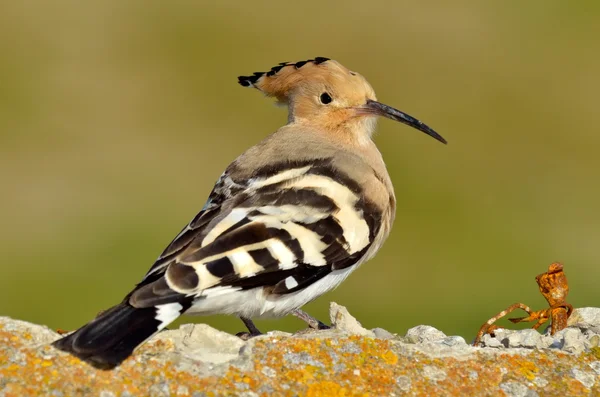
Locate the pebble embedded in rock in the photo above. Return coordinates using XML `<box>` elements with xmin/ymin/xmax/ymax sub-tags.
<box><xmin>480</xmin><ymin>333</ymin><xmax>503</xmax><ymax>348</ymax></box>
<box><xmin>405</xmin><ymin>325</ymin><xmax>446</xmax><ymax>344</ymax></box>
<box><xmin>560</xmin><ymin>328</ymin><xmax>589</xmax><ymax>354</ymax></box>
<box><xmin>423</xmin><ymin>365</ymin><xmax>447</xmax><ymax>382</ymax></box>
<box><xmin>372</xmin><ymin>327</ymin><xmax>395</xmax><ymax>339</ymax></box>
<box><xmin>533</xmin><ymin>377</ymin><xmax>548</xmax><ymax>388</ymax></box>
<box><xmin>437</xmin><ymin>335</ymin><xmax>467</xmax><ymax>347</ymax></box>
<box><xmin>499</xmin><ymin>382</ymin><xmax>539</xmax><ymax>397</ymax></box>
<box><xmin>568</xmin><ymin>307</ymin><xmax>600</xmax><ymax>327</ymax></box>
<box><xmin>395</xmin><ymin>376</ymin><xmax>411</xmax><ymax>392</ymax></box>
<box><xmin>571</xmin><ymin>368</ymin><xmax>596</xmax><ymax>389</ymax></box>
<box><xmin>506</xmin><ymin>328</ymin><xmax>543</xmax><ymax>348</ymax></box>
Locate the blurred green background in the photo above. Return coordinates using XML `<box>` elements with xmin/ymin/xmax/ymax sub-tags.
<box><xmin>1</xmin><ymin>1</ymin><xmax>599</xmax><ymax>341</ymax></box>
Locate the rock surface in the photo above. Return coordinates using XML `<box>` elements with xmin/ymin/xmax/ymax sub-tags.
<box><xmin>1</xmin><ymin>304</ymin><xmax>599</xmax><ymax>396</ymax></box>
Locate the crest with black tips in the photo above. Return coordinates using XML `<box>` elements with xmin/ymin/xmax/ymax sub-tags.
<box><xmin>237</xmin><ymin>57</ymin><xmax>331</xmax><ymax>89</ymax></box>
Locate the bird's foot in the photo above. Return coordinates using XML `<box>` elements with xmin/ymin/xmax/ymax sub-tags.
<box><xmin>235</xmin><ymin>331</ymin><xmax>262</xmax><ymax>341</ymax></box>
<box><xmin>237</xmin><ymin>317</ymin><xmax>263</xmax><ymax>340</ymax></box>
<box><xmin>292</xmin><ymin>309</ymin><xmax>331</xmax><ymax>330</ymax></box>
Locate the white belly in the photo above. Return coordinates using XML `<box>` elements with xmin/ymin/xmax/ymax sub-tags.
<box><xmin>185</xmin><ymin>265</ymin><xmax>358</xmax><ymax>319</ymax></box>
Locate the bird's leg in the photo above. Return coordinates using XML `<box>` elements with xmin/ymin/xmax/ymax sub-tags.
<box><xmin>292</xmin><ymin>309</ymin><xmax>330</xmax><ymax>330</ymax></box>
<box><xmin>236</xmin><ymin>317</ymin><xmax>263</xmax><ymax>341</ymax></box>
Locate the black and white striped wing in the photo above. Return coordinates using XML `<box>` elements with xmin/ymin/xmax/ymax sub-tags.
<box><xmin>140</xmin><ymin>171</ymin><xmax>246</xmax><ymax>280</ymax></box>
<box><xmin>129</xmin><ymin>160</ymin><xmax>381</xmax><ymax>307</ymax></box>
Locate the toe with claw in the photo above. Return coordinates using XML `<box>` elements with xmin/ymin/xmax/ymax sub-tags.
<box><xmin>292</xmin><ymin>309</ymin><xmax>331</xmax><ymax>331</ymax></box>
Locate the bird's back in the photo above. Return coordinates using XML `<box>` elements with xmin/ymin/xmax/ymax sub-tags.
<box><xmin>232</xmin><ymin>124</ymin><xmax>395</xmax><ymax>220</ymax></box>
<box><xmin>230</xmin><ymin>124</ymin><xmax>396</xmax><ymax>254</ymax></box>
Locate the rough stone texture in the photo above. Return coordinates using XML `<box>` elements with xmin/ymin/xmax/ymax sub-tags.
<box><xmin>1</xmin><ymin>305</ymin><xmax>600</xmax><ymax>396</ymax></box>
<box><xmin>478</xmin><ymin>307</ymin><xmax>600</xmax><ymax>354</ymax></box>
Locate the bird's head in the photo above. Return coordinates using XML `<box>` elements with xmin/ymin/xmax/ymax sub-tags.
<box><xmin>239</xmin><ymin>57</ymin><xmax>446</xmax><ymax>145</ymax></box>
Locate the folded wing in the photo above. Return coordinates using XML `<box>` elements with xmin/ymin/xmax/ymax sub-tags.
<box><xmin>129</xmin><ymin>160</ymin><xmax>381</xmax><ymax>309</ymax></box>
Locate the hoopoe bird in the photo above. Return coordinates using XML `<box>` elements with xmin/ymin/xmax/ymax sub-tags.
<box><xmin>52</xmin><ymin>57</ymin><xmax>446</xmax><ymax>367</ymax></box>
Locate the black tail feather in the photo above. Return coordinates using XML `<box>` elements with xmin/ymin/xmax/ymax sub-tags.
<box><xmin>52</xmin><ymin>302</ymin><xmax>165</xmax><ymax>369</ymax></box>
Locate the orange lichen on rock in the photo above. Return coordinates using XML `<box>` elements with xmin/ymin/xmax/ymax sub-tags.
<box><xmin>2</xmin><ymin>308</ymin><xmax>600</xmax><ymax>396</ymax></box>
<box><xmin>518</xmin><ymin>360</ymin><xmax>539</xmax><ymax>380</ymax></box>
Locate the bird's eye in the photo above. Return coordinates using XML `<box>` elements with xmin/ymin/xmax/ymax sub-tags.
<box><xmin>319</xmin><ymin>93</ymin><xmax>333</xmax><ymax>105</ymax></box>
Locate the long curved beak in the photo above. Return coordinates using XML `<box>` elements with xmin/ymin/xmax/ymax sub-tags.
<box><xmin>361</xmin><ymin>99</ymin><xmax>447</xmax><ymax>144</ymax></box>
